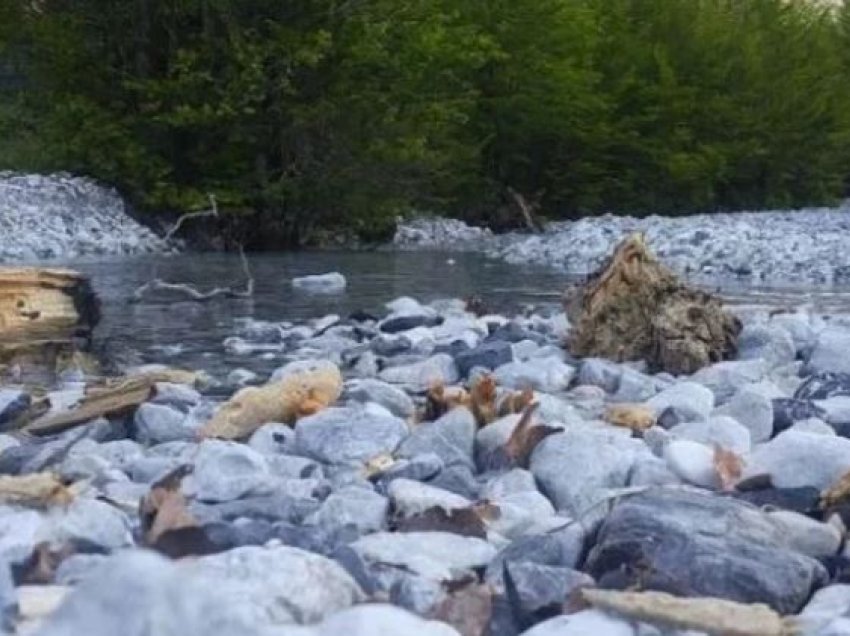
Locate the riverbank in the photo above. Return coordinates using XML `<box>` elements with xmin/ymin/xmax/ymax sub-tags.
<box><xmin>3</xmin><ymin>289</ymin><xmax>850</xmax><ymax>634</ymax></box>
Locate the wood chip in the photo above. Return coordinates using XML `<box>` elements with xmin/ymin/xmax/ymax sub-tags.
<box><xmin>0</xmin><ymin>473</ymin><xmax>73</xmax><ymax>508</ymax></box>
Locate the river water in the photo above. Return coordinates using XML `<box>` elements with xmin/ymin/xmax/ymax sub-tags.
<box><xmin>56</xmin><ymin>250</ymin><xmax>850</xmax><ymax>381</ymax></box>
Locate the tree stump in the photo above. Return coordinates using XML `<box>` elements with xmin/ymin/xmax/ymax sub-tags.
<box><xmin>565</xmin><ymin>234</ymin><xmax>740</xmax><ymax>375</ymax></box>
<box><xmin>0</xmin><ymin>268</ymin><xmax>100</xmax><ymax>382</ymax></box>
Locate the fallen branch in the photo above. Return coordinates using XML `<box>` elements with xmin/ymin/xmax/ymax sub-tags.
<box><xmin>131</xmin><ymin>194</ymin><xmax>255</xmax><ymax>303</ymax></box>
<box><xmin>507</xmin><ymin>186</ymin><xmax>544</xmax><ymax>233</ymax></box>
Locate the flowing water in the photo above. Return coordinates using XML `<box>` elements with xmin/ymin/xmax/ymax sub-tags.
<box><xmin>55</xmin><ymin>250</ymin><xmax>850</xmax><ymax>381</ymax></box>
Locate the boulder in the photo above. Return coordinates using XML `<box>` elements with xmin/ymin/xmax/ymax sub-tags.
<box><xmin>397</xmin><ymin>407</ymin><xmax>475</xmax><ymax>469</ymax></box>
<box><xmin>379</xmin><ymin>354</ymin><xmax>459</xmax><ymax>391</ymax></box>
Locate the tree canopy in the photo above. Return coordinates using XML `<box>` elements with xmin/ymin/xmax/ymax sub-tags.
<box><xmin>1</xmin><ymin>0</ymin><xmax>848</xmax><ymax>246</ymax></box>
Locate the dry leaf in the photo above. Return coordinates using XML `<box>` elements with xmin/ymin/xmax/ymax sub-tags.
<box><xmin>604</xmin><ymin>404</ymin><xmax>656</xmax><ymax>432</ymax></box>
<box><xmin>581</xmin><ymin>588</ymin><xmax>793</xmax><ymax>636</ymax></box>
<box><xmin>430</xmin><ymin>580</ymin><xmax>494</xmax><ymax>636</ymax></box>
<box><xmin>0</xmin><ymin>472</ymin><xmax>73</xmax><ymax>508</ymax></box>
<box><xmin>469</xmin><ymin>375</ymin><xmax>498</xmax><ymax>427</ymax></box>
<box><xmin>821</xmin><ymin>468</ymin><xmax>850</xmax><ymax>509</ymax></box>
<box><xmin>199</xmin><ymin>364</ymin><xmax>342</xmax><ymax>439</ymax></box>
<box><xmin>497</xmin><ymin>387</ymin><xmax>535</xmax><ymax>419</ymax></box>
<box><xmin>713</xmin><ymin>445</ymin><xmax>744</xmax><ymax>492</ymax></box>
<box><xmin>504</xmin><ymin>402</ymin><xmax>559</xmax><ymax>467</ymax></box>
<box><xmin>423</xmin><ymin>381</ymin><xmax>469</xmax><ymax>422</ymax></box>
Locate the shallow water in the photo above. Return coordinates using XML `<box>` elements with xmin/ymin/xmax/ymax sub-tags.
<box><xmin>57</xmin><ymin>250</ymin><xmax>850</xmax><ymax>381</ymax></box>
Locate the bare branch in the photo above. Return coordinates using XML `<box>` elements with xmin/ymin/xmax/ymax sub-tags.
<box><xmin>507</xmin><ymin>186</ymin><xmax>543</xmax><ymax>233</ymax></box>
<box><xmin>162</xmin><ymin>194</ymin><xmax>219</xmax><ymax>243</ymax></box>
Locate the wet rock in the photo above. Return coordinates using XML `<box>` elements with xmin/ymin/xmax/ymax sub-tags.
<box><xmin>380</xmin><ymin>314</ymin><xmax>442</xmax><ymax>334</ymax></box>
<box><xmin>809</xmin><ymin>327</ymin><xmax>850</xmax><ymax>375</ymax></box>
<box><xmin>189</xmin><ymin>545</ymin><xmax>364</xmax><ymax>625</ymax></box>
<box><xmin>345</xmin><ymin>379</ymin><xmax>415</xmax><ymax>419</ymax></box>
<box><xmin>455</xmin><ymin>341</ymin><xmax>513</xmax><ymax>377</ymax></box>
<box><xmin>397</xmin><ymin>407</ymin><xmax>475</xmax><ymax>469</ymax></box>
<box><xmin>134</xmin><ymin>402</ymin><xmax>200</xmax><ymax>445</ymax></box>
<box><xmin>530</xmin><ymin>428</ymin><xmax>650</xmax><ymax>520</ymax></box>
<box><xmin>295</xmin><ymin>405</ymin><xmax>409</xmax><ymax>466</ymax></box>
<box><xmin>745</xmin><ymin>430</ymin><xmax>850</xmax><ymax>490</ymax></box>
<box><xmin>796</xmin><ymin>372</ymin><xmax>850</xmax><ymax>401</ymax></box>
<box><xmin>0</xmin><ymin>389</ymin><xmax>29</xmax><ymax>428</ymax></box>
<box><xmin>585</xmin><ymin>489</ymin><xmax>828</xmax><ymax>614</ymax></box>
<box><xmin>182</xmin><ymin>440</ymin><xmax>271</xmax><ymax>503</ymax></box>
<box><xmin>669</xmin><ymin>416</ymin><xmax>751</xmax><ymax>454</ymax></box>
<box><xmin>646</xmin><ymin>382</ymin><xmax>714</xmax><ymax>425</ymax></box>
<box><xmin>772</xmin><ymin>398</ymin><xmax>827</xmax><ymax>435</ymax></box>
<box><xmin>379</xmin><ymin>354</ymin><xmax>459</xmax><ymax>391</ymax></box>
<box><xmin>493</xmin><ymin>358</ymin><xmax>575</xmax><ymax>393</ymax></box>
<box><xmin>292</xmin><ymin>272</ymin><xmax>347</xmax><ymax>293</ymax></box>
<box><xmin>714</xmin><ymin>388</ymin><xmax>774</xmax><ymax>443</ymax></box>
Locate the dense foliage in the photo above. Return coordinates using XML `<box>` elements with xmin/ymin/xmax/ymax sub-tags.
<box><xmin>1</xmin><ymin>0</ymin><xmax>849</xmax><ymax>245</ymax></box>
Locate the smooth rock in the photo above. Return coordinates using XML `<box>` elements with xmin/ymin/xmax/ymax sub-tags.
<box><xmin>663</xmin><ymin>440</ymin><xmax>719</xmax><ymax>489</ymax></box>
<box><xmin>669</xmin><ymin>416</ymin><xmax>751</xmax><ymax>454</ymax></box>
<box><xmin>503</xmin><ymin>562</ymin><xmax>594</xmax><ymax>628</ymax></box>
<box><xmin>182</xmin><ymin>440</ymin><xmax>270</xmax><ymax>502</ymax></box>
<box><xmin>577</xmin><ymin>358</ymin><xmax>623</xmax><ymax>393</ymax></box>
<box><xmin>646</xmin><ymin>382</ymin><xmax>715</xmax><ymax>425</ymax></box>
<box><xmin>295</xmin><ymin>406</ymin><xmax>409</xmax><ymax>466</ymax></box>
<box><xmin>305</xmin><ymin>487</ymin><xmax>388</xmax><ymax>534</ymax></box>
<box><xmin>388</xmin><ymin>479</ymin><xmax>470</xmax><ymax>517</ymax></box>
<box><xmin>690</xmin><ymin>359</ymin><xmax>766</xmax><ymax>404</ymax></box>
<box><xmin>396</xmin><ymin>407</ymin><xmax>475</xmax><ymax>469</ymax></box>
<box><xmin>810</xmin><ymin>327</ymin><xmax>850</xmax><ymax>375</ymax></box>
<box><xmin>134</xmin><ymin>402</ymin><xmax>199</xmax><ymax>445</ymax></box>
<box><xmin>737</xmin><ymin>323</ymin><xmax>796</xmax><ymax>366</ymax></box>
<box><xmin>291</xmin><ymin>272</ymin><xmax>347</xmax><ymax>293</ymax></box>
<box><xmin>0</xmin><ymin>390</ymin><xmax>29</xmax><ymax>428</ymax></box>
<box><xmin>42</xmin><ymin>498</ymin><xmax>133</xmax><ymax>550</ymax></box>
<box><xmin>714</xmin><ymin>387</ymin><xmax>774</xmax><ymax>443</ymax></box>
<box><xmin>315</xmin><ymin>603</ymin><xmax>460</xmax><ymax>636</ymax></box>
<box><xmin>519</xmin><ymin>609</ymin><xmax>635</xmax><ymax>636</ymax></box>
<box><xmin>455</xmin><ymin>341</ymin><xmax>513</xmax><ymax>377</ymax></box>
<box><xmin>493</xmin><ymin>358</ymin><xmax>575</xmax><ymax>393</ymax></box>
<box><xmin>745</xmin><ymin>430</ymin><xmax>850</xmax><ymax>490</ymax></box>
<box><xmin>247</xmin><ymin>423</ymin><xmax>296</xmax><ymax>455</ymax></box>
<box><xmin>768</xmin><ymin>510</ymin><xmax>842</xmax><ymax>558</ymax></box>
<box><xmin>772</xmin><ymin>398</ymin><xmax>827</xmax><ymax>435</ymax></box>
<box><xmin>530</xmin><ymin>428</ymin><xmax>650</xmax><ymax>520</ymax></box>
<box><xmin>344</xmin><ymin>379</ymin><xmax>415</xmax><ymax>419</ymax></box>
<box><xmin>585</xmin><ymin>489</ymin><xmax>828</xmax><ymax>614</ymax></box>
<box><xmin>0</xmin><ymin>559</ymin><xmax>13</xmax><ymax>633</ymax></box>
<box><xmin>378</xmin><ymin>354</ymin><xmax>459</xmax><ymax>391</ymax></box>
<box><xmin>151</xmin><ymin>382</ymin><xmax>202</xmax><ymax>409</ymax></box>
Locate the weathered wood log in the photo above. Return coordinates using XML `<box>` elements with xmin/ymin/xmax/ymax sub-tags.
<box><xmin>566</xmin><ymin>233</ymin><xmax>741</xmax><ymax>375</ymax></box>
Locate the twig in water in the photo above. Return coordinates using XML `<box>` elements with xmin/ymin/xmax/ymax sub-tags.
<box><xmin>162</xmin><ymin>194</ymin><xmax>219</xmax><ymax>243</ymax></box>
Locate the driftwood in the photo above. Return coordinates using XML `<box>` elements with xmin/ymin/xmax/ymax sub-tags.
<box><xmin>506</xmin><ymin>187</ymin><xmax>544</xmax><ymax>233</ymax></box>
<box><xmin>581</xmin><ymin>589</ymin><xmax>795</xmax><ymax>636</ymax></box>
<box><xmin>23</xmin><ymin>369</ymin><xmax>200</xmax><ymax>436</ymax></box>
<box><xmin>0</xmin><ymin>473</ymin><xmax>74</xmax><ymax>508</ymax></box>
<box><xmin>199</xmin><ymin>364</ymin><xmax>343</xmax><ymax>439</ymax></box>
<box><xmin>131</xmin><ymin>195</ymin><xmax>255</xmax><ymax>303</ymax></box>
<box><xmin>566</xmin><ymin>234</ymin><xmax>741</xmax><ymax>375</ymax></box>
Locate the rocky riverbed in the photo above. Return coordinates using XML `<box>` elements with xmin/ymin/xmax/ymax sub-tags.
<box><xmin>0</xmin><ymin>173</ymin><xmax>168</xmax><ymax>262</ymax></box>
<box><xmin>3</xmin><ymin>293</ymin><xmax>850</xmax><ymax>635</ymax></box>
<box><xmin>395</xmin><ymin>206</ymin><xmax>850</xmax><ymax>284</ymax></box>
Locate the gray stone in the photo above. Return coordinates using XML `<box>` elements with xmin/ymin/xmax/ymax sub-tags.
<box><xmin>520</xmin><ymin>610</ymin><xmax>635</xmax><ymax>636</ymax></box>
<box><xmin>771</xmin><ymin>312</ymin><xmax>818</xmax><ymax>357</ymax></box>
<box><xmin>189</xmin><ymin>545</ymin><xmax>364</xmax><ymax>624</ymax></box>
<box><xmin>151</xmin><ymin>382</ymin><xmax>201</xmax><ymax>409</ymax></box>
<box><xmin>397</xmin><ymin>407</ymin><xmax>475</xmax><ymax>469</ymax></box>
<box><xmin>0</xmin><ymin>389</ymin><xmax>29</xmax><ymax>428</ymax></box>
<box><xmin>344</xmin><ymin>379</ymin><xmax>415</xmax><ymax>419</ymax></box>
<box><xmin>663</xmin><ymin>440</ymin><xmax>719</xmax><ymax>489</ymax></box>
<box><xmin>585</xmin><ymin>489</ymin><xmax>828</xmax><ymax>614</ymax></box>
<box><xmin>486</xmin><ymin>490</ymin><xmax>556</xmax><ymax>541</ymax></box>
<box><xmin>295</xmin><ymin>405</ymin><xmax>409</xmax><ymax>466</ymax></box>
<box><xmin>455</xmin><ymin>341</ymin><xmax>513</xmax><ymax>377</ymax></box>
<box><xmin>646</xmin><ymin>382</ymin><xmax>715</xmax><ymax>425</ymax></box>
<box><xmin>767</xmin><ymin>510</ymin><xmax>842</xmax><ymax>558</ymax></box>
<box><xmin>738</xmin><ymin>324</ymin><xmax>796</xmax><ymax>366</ymax></box>
<box><xmin>182</xmin><ymin>440</ymin><xmax>271</xmax><ymax>502</ymax></box>
<box><xmin>577</xmin><ymin>358</ymin><xmax>623</xmax><ymax>393</ymax></box>
<box><xmin>669</xmin><ymin>415</ymin><xmax>751</xmax><ymax>454</ymax></box>
<box><xmin>425</xmin><ymin>463</ymin><xmax>480</xmax><ymax>500</ymax></box>
<box><xmin>388</xmin><ymin>479</ymin><xmax>470</xmax><ymax>517</ymax></box>
<box><xmin>714</xmin><ymin>388</ymin><xmax>774</xmax><ymax>443</ymax></box>
<box><xmin>291</xmin><ymin>272</ymin><xmax>347</xmax><ymax>293</ymax></box>
<box><xmin>530</xmin><ymin>429</ymin><xmax>650</xmax><ymax>520</ymax></box>
<box><xmin>810</xmin><ymin>327</ymin><xmax>850</xmax><ymax>375</ymax></box>
<box><xmin>305</xmin><ymin>486</ymin><xmax>388</xmax><ymax>533</ymax></box>
<box><xmin>745</xmin><ymin>430</ymin><xmax>850</xmax><ymax>489</ymax></box>
<box><xmin>248</xmin><ymin>423</ymin><xmax>296</xmax><ymax>455</ymax></box>
<box><xmin>380</xmin><ymin>453</ymin><xmax>443</xmax><ymax>483</ymax></box>
<box><xmin>799</xmin><ymin>584</ymin><xmax>850</xmax><ymax>636</ymax></box>
<box><xmin>267</xmin><ymin>454</ymin><xmax>322</xmax><ymax>479</ymax></box>
<box><xmin>348</xmin><ymin>531</ymin><xmax>497</xmax><ymax>582</ymax></box>
<box><xmin>54</xmin><ymin>553</ymin><xmax>110</xmax><ymax>585</ymax></box>
<box><xmin>816</xmin><ymin>397</ymin><xmax>850</xmax><ymax>426</ymax></box>
<box><xmin>42</xmin><ymin>498</ymin><xmax>133</xmax><ymax>550</ymax></box>
<box><xmin>690</xmin><ymin>359</ymin><xmax>766</xmax><ymax>403</ymax></box>
<box><xmin>493</xmin><ymin>358</ymin><xmax>575</xmax><ymax>393</ymax></box>
<box><xmin>134</xmin><ymin>402</ymin><xmax>200</xmax><ymax>445</ymax></box>
<box><xmin>315</xmin><ymin>604</ymin><xmax>460</xmax><ymax>636</ymax></box>
<box><xmin>0</xmin><ymin>507</ymin><xmax>43</xmax><ymax>563</ymax></box>
<box><xmin>503</xmin><ymin>562</ymin><xmax>594</xmax><ymax>628</ymax></box>
<box><xmin>614</xmin><ymin>368</ymin><xmax>665</xmax><ymax>402</ymax></box>
<box><xmin>191</xmin><ymin>493</ymin><xmax>320</xmax><ymax>526</ymax></box>
<box><xmin>628</xmin><ymin>456</ymin><xmax>683</xmax><ymax>487</ymax></box>
<box><xmin>0</xmin><ymin>559</ymin><xmax>13</xmax><ymax>633</ymax></box>
<box><xmin>772</xmin><ymin>398</ymin><xmax>827</xmax><ymax>435</ymax></box>
<box><xmin>535</xmin><ymin>394</ymin><xmax>583</xmax><ymax>426</ymax></box>
<box><xmin>378</xmin><ymin>354</ymin><xmax>459</xmax><ymax>391</ymax></box>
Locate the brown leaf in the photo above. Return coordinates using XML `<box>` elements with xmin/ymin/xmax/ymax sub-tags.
<box><xmin>430</xmin><ymin>580</ymin><xmax>494</xmax><ymax>636</ymax></box>
<box><xmin>497</xmin><ymin>387</ymin><xmax>535</xmax><ymax>418</ymax></box>
<box><xmin>0</xmin><ymin>472</ymin><xmax>73</xmax><ymax>508</ymax></box>
<box><xmin>713</xmin><ymin>445</ymin><xmax>744</xmax><ymax>492</ymax></box>
<box><xmin>470</xmin><ymin>375</ymin><xmax>498</xmax><ymax>427</ymax></box>
<box><xmin>505</xmin><ymin>402</ymin><xmax>559</xmax><ymax>468</ymax></box>
<box><xmin>604</xmin><ymin>404</ymin><xmax>656</xmax><ymax>432</ymax></box>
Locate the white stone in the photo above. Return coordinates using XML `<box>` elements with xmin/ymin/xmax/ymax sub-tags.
<box><xmin>663</xmin><ymin>440</ymin><xmax>719</xmax><ymax>489</ymax></box>
<box><xmin>291</xmin><ymin>272</ymin><xmax>347</xmax><ymax>293</ymax></box>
